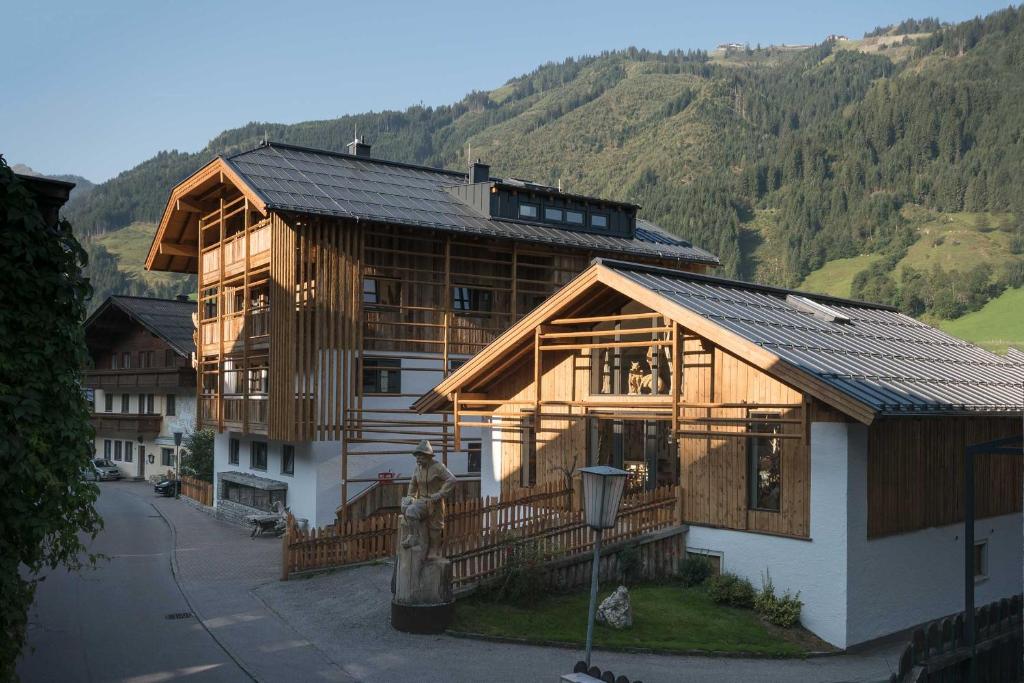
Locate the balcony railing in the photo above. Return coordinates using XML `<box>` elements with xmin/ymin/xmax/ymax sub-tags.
<box><xmin>199</xmin><ymin>307</ymin><xmax>269</xmax><ymax>355</ymax></box>
<box><xmin>91</xmin><ymin>412</ymin><xmax>163</xmax><ymax>437</ymax></box>
<box><xmin>84</xmin><ymin>367</ymin><xmax>195</xmax><ymax>390</ymax></box>
<box><xmin>200</xmin><ymin>222</ymin><xmax>270</xmax><ymax>281</ymax></box>
<box><xmin>202</xmin><ymin>397</ymin><xmax>268</xmax><ymax>433</ymax></box>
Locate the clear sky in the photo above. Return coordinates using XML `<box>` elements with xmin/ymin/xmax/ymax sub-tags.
<box><xmin>1</xmin><ymin>0</ymin><xmax>1010</xmax><ymax>182</ymax></box>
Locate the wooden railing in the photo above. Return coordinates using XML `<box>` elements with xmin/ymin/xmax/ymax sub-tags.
<box><xmin>200</xmin><ymin>221</ymin><xmax>270</xmax><ymax>279</ymax></box>
<box><xmin>180</xmin><ymin>475</ymin><xmax>213</xmax><ymax>507</ymax></box>
<box><xmin>889</xmin><ymin>594</ymin><xmax>1022</xmax><ymax>682</ymax></box>
<box><xmin>342</xmin><ymin>478</ymin><xmax>483</xmax><ymax>523</ymax></box>
<box><xmin>280</xmin><ymin>483</ymin><xmax>681</xmax><ymax>582</ymax></box>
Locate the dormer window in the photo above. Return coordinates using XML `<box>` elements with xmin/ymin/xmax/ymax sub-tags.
<box><xmin>544</xmin><ymin>207</ymin><xmax>564</xmax><ymax>222</ymax></box>
<box><xmin>591</xmin><ymin>213</ymin><xmax>608</xmax><ymax>230</ymax></box>
<box><xmin>566</xmin><ymin>210</ymin><xmax>584</xmax><ymax>225</ymax></box>
<box><xmin>519</xmin><ymin>203</ymin><xmax>538</xmax><ymax>220</ymax></box>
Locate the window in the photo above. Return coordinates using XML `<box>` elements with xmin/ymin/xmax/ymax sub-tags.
<box><xmin>747</xmin><ymin>415</ymin><xmax>782</xmax><ymax>512</ymax></box>
<box><xmin>165</xmin><ymin>349</ymin><xmax>176</xmax><ymax>367</ymax></box>
<box><xmin>544</xmin><ymin>207</ymin><xmax>564</xmax><ymax>222</ymax></box>
<box><xmin>139</xmin><ymin>351</ymin><xmax>152</xmax><ymax>368</ymax></box>
<box><xmin>120</xmin><ymin>394</ymin><xmax>129</xmax><ymax>413</ymax></box>
<box><xmin>248</xmin><ymin>368</ymin><xmax>269</xmax><ymax>395</ymax></box>
<box><xmin>122</xmin><ymin>352</ymin><xmax>131</xmax><ymax>368</ymax></box>
<box><xmin>228</xmin><ymin>438</ymin><xmax>240</xmax><ymax>465</ymax></box>
<box><xmin>161</xmin><ymin>447</ymin><xmax>174</xmax><ymax>467</ymax></box>
<box><xmin>363</xmin><ymin>358</ymin><xmax>401</xmax><ymax>394</ymax></box>
<box><xmin>363</xmin><ymin>277</ymin><xmax>401</xmax><ymax>307</ymax></box>
<box><xmin>281</xmin><ymin>445</ymin><xmax>295</xmax><ymax>476</ymax></box>
<box><xmin>111</xmin><ymin>353</ymin><xmax>118</xmax><ymax>370</ymax></box>
<box><xmin>565</xmin><ymin>210</ymin><xmax>584</xmax><ymax>225</ymax></box>
<box><xmin>104</xmin><ymin>393</ymin><xmax>113</xmax><ymax>413</ymax></box>
<box><xmin>221</xmin><ymin>480</ymin><xmax>286</xmax><ymax>513</ymax></box>
<box><xmin>521</xmin><ymin>417</ymin><xmax>537</xmax><ymax>487</ymax></box>
<box><xmin>166</xmin><ymin>394</ymin><xmax>176</xmax><ymax>416</ymax></box>
<box><xmin>467</xmin><ymin>442</ymin><xmax>481</xmax><ymax>474</ymax></box>
<box><xmin>138</xmin><ymin>393</ymin><xmax>145</xmax><ymax>415</ymax></box>
<box><xmin>251</xmin><ymin>441</ymin><xmax>268</xmax><ymax>471</ymax></box>
<box><xmin>519</xmin><ymin>203</ymin><xmax>538</xmax><ymax>220</ymax></box>
<box><xmin>452</xmin><ymin>285</ymin><xmax>492</xmax><ymax>313</ymax></box>
<box><xmin>448</xmin><ymin>358</ymin><xmax>467</xmax><ymax>374</ymax></box>
<box><xmin>146</xmin><ymin>394</ymin><xmax>155</xmax><ymax>414</ymax></box>
<box><xmin>974</xmin><ymin>541</ymin><xmax>988</xmax><ymax>580</ymax></box>
<box><xmin>590</xmin><ymin>213</ymin><xmax>608</xmax><ymax>229</ymax></box>
<box><xmin>124</xmin><ymin>441</ymin><xmax>133</xmax><ymax>463</ymax></box>
<box><xmin>114</xmin><ymin>441</ymin><xmax>122</xmax><ymax>461</ymax></box>
<box><xmin>103</xmin><ymin>440</ymin><xmax>112</xmax><ymax>458</ymax></box>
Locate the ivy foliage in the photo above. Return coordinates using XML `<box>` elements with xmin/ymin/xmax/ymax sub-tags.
<box><xmin>0</xmin><ymin>157</ymin><xmax>102</xmax><ymax>678</ymax></box>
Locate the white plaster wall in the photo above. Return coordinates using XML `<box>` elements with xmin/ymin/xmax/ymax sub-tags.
<box><xmin>213</xmin><ymin>432</ymin><xmax>320</xmax><ymax>526</ymax></box>
<box><xmin>845</xmin><ymin>424</ymin><xmax>1024</xmax><ymax>646</ymax></box>
<box><xmin>684</xmin><ymin>421</ymin><xmax>854</xmax><ymax>648</ymax></box>
<box><xmin>93</xmin><ymin>389</ymin><xmax>197</xmax><ymax>481</ymax></box>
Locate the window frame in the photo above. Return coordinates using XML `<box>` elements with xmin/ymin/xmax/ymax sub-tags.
<box><xmin>104</xmin><ymin>393</ymin><xmax>113</xmax><ymax>413</ymax></box>
<box><xmin>590</xmin><ymin>212</ymin><xmax>609</xmax><ymax>230</ymax></box>
<box><xmin>281</xmin><ymin>445</ymin><xmax>295</xmax><ymax>476</ymax></box>
<box><xmin>452</xmin><ymin>284</ymin><xmax>493</xmax><ymax>314</ymax></box>
<box><xmin>114</xmin><ymin>440</ymin><xmax>122</xmax><ymax>461</ymax></box>
<box><xmin>161</xmin><ymin>447</ymin><xmax>174</xmax><ymax>467</ymax></box>
<box><xmin>467</xmin><ymin>441</ymin><xmax>482</xmax><ymax>474</ymax></box>
<box><xmin>363</xmin><ymin>276</ymin><xmax>401</xmax><ymax>308</ymax></box>
<box><xmin>250</xmin><ymin>441</ymin><xmax>268</xmax><ymax>471</ymax></box>
<box><xmin>544</xmin><ymin>206</ymin><xmax>564</xmax><ymax>223</ymax></box>
<box><xmin>228</xmin><ymin>438</ymin><xmax>240</xmax><ymax>465</ymax></box>
<box><xmin>123</xmin><ymin>440</ymin><xmax>134</xmax><ymax>463</ymax></box>
<box><xmin>746</xmin><ymin>412</ymin><xmax>783</xmax><ymax>513</ymax></box>
<box><xmin>120</xmin><ymin>394</ymin><xmax>129</xmax><ymax>413</ymax></box>
<box><xmin>518</xmin><ymin>202</ymin><xmax>539</xmax><ymax>220</ymax></box>
<box><xmin>565</xmin><ymin>209</ymin><xmax>584</xmax><ymax>225</ymax></box>
<box><xmin>166</xmin><ymin>394</ymin><xmax>176</xmax><ymax>416</ymax></box>
<box><xmin>104</xmin><ymin>439</ymin><xmax>112</xmax><ymax>458</ymax></box>
<box><xmin>165</xmin><ymin>349</ymin><xmax>176</xmax><ymax>367</ymax></box>
<box><xmin>362</xmin><ymin>357</ymin><xmax>402</xmax><ymax>395</ymax></box>
<box><xmin>122</xmin><ymin>352</ymin><xmax>131</xmax><ymax>369</ymax></box>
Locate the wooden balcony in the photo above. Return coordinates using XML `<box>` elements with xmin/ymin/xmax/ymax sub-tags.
<box><xmin>91</xmin><ymin>412</ymin><xmax>163</xmax><ymax>437</ymax></box>
<box><xmin>84</xmin><ymin>367</ymin><xmax>195</xmax><ymax>390</ymax></box>
<box><xmin>201</xmin><ymin>396</ymin><xmax>268</xmax><ymax>435</ymax></box>
<box><xmin>199</xmin><ymin>308</ymin><xmax>269</xmax><ymax>356</ymax></box>
<box><xmin>200</xmin><ymin>222</ymin><xmax>270</xmax><ymax>283</ymax></box>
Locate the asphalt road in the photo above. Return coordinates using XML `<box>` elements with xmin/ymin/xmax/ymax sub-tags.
<box><xmin>17</xmin><ymin>482</ymin><xmax>251</xmax><ymax>683</ymax></box>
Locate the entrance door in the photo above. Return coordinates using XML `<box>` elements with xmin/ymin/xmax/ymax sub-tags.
<box><xmin>138</xmin><ymin>446</ymin><xmax>145</xmax><ymax>479</ymax></box>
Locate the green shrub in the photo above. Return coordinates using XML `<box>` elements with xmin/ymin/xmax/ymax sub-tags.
<box><xmin>482</xmin><ymin>539</ymin><xmax>547</xmax><ymax>605</ymax></box>
<box><xmin>755</xmin><ymin>571</ymin><xmax>803</xmax><ymax>628</ymax></box>
<box><xmin>617</xmin><ymin>545</ymin><xmax>643</xmax><ymax>585</ymax></box>
<box><xmin>707</xmin><ymin>572</ymin><xmax>756</xmax><ymax>608</ymax></box>
<box><xmin>678</xmin><ymin>554</ymin><xmax>713</xmax><ymax>587</ymax></box>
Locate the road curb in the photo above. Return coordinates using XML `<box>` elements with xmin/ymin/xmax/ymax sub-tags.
<box><xmin>149</xmin><ymin>499</ymin><xmax>260</xmax><ymax>682</ymax></box>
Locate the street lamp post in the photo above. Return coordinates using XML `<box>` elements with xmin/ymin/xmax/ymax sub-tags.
<box><xmin>173</xmin><ymin>431</ymin><xmax>183</xmax><ymax>499</ymax></box>
<box><xmin>579</xmin><ymin>465</ymin><xmax>628</xmax><ymax>669</ymax></box>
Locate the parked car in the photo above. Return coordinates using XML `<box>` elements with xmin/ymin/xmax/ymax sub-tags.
<box><xmin>92</xmin><ymin>459</ymin><xmax>121</xmax><ymax>481</ymax></box>
<box><xmin>154</xmin><ymin>478</ymin><xmax>181</xmax><ymax>497</ymax></box>
<box><xmin>82</xmin><ymin>465</ymin><xmax>99</xmax><ymax>481</ymax></box>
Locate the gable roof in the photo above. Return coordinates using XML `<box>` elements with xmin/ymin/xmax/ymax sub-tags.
<box><xmin>218</xmin><ymin>142</ymin><xmax>719</xmax><ymax>265</ymax></box>
<box><xmin>84</xmin><ymin>296</ymin><xmax>195</xmax><ymax>357</ymax></box>
<box><xmin>416</xmin><ymin>259</ymin><xmax>1024</xmax><ymax>421</ymax></box>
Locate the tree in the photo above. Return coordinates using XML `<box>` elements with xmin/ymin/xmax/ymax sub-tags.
<box><xmin>180</xmin><ymin>426</ymin><xmax>215</xmax><ymax>482</ymax></box>
<box><xmin>0</xmin><ymin>157</ymin><xmax>102</xmax><ymax>678</ymax></box>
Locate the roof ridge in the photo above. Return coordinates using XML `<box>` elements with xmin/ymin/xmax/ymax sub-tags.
<box><xmin>110</xmin><ymin>294</ymin><xmax>193</xmax><ymax>304</ymax></box>
<box><xmin>232</xmin><ymin>140</ymin><xmax>469</xmax><ymax>179</ymax></box>
<box><xmin>594</xmin><ymin>257</ymin><xmax>898</xmax><ymax>312</ymax></box>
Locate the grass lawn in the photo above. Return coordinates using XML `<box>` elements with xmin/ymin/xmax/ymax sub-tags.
<box><xmin>938</xmin><ymin>287</ymin><xmax>1024</xmax><ymax>354</ymax></box>
<box><xmin>95</xmin><ymin>221</ymin><xmax>183</xmax><ymax>288</ymax></box>
<box><xmin>451</xmin><ymin>584</ymin><xmax>820</xmax><ymax>657</ymax></box>
<box><xmin>799</xmin><ymin>254</ymin><xmax>882</xmax><ymax>299</ymax></box>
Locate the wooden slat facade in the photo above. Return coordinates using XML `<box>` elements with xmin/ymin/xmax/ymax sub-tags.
<box><xmin>867</xmin><ymin>416</ymin><xmax>1023</xmax><ymax>538</ymax></box>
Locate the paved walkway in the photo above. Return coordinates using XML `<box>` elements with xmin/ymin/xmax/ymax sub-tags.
<box><xmin>139</xmin><ymin>482</ymin><xmax>906</xmax><ymax>682</ymax></box>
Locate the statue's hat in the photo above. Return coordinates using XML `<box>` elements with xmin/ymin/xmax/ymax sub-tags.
<box><xmin>413</xmin><ymin>439</ymin><xmax>434</xmax><ymax>456</ymax></box>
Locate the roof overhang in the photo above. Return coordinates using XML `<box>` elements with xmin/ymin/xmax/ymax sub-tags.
<box><xmin>145</xmin><ymin>156</ymin><xmax>268</xmax><ymax>274</ymax></box>
<box><xmin>413</xmin><ymin>260</ymin><xmax>879</xmax><ymax>424</ymax></box>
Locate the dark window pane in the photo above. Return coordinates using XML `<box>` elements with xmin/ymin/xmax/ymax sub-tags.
<box><xmin>228</xmin><ymin>438</ymin><xmax>240</xmax><ymax>465</ymax></box>
<box><xmin>467</xmin><ymin>442</ymin><xmax>481</xmax><ymax>473</ymax></box>
<box><xmin>363</xmin><ymin>358</ymin><xmax>401</xmax><ymax>394</ymax></box>
<box><xmin>281</xmin><ymin>445</ymin><xmax>295</xmax><ymax>475</ymax></box>
<box><xmin>748</xmin><ymin>417</ymin><xmax>781</xmax><ymax>511</ymax></box>
<box><xmin>519</xmin><ymin>203</ymin><xmax>538</xmax><ymax>219</ymax></box>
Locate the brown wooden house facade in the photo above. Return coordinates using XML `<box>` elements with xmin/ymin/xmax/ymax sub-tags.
<box><xmin>144</xmin><ymin>140</ymin><xmax>718</xmax><ymax>526</ymax></box>
<box><xmin>416</xmin><ymin>259</ymin><xmax>1024</xmax><ymax>649</ymax></box>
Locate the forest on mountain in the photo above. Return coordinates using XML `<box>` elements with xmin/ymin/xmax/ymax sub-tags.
<box><xmin>65</xmin><ymin>7</ymin><xmax>1024</xmax><ymax>330</ymax></box>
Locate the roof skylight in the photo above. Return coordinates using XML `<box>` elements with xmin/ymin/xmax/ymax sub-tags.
<box><xmin>785</xmin><ymin>294</ymin><xmax>852</xmax><ymax>324</ymax></box>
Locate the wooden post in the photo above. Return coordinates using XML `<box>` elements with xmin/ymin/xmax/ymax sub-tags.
<box><xmin>217</xmin><ymin>196</ymin><xmax>225</xmax><ymax>434</ymax></box>
<box><xmin>242</xmin><ymin>198</ymin><xmax>251</xmax><ymax>434</ymax></box>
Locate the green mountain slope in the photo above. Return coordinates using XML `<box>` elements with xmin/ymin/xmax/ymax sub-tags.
<box><xmin>67</xmin><ymin>8</ymin><xmax>1023</xmax><ymax>342</ymax></box>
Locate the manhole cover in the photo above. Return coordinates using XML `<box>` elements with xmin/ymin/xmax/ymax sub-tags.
<box><xmin>165</xmin><ymin>612</ymin><xmax>193</xmax><ymax>620</ymax></box>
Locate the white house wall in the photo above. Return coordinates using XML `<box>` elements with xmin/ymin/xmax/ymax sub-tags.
<box><xmin>844</xmin><ymin>425</ymin><xmax>1023</xmax><ymax>646</ymax></box>
<box><xmin>685</xmin><ymin>421</ymin><xmax>853</xmax><ymax>648</ymax></box>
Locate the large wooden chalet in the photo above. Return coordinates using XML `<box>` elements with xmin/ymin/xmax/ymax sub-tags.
<box><xmin>415</xmin><ymin>258</ymin><xmax>1024</xmax><ymax>648</ymax></box>
<box><xmin>145</xmin><ymin>140</ymin><xmax>718</xmax><ymax>526</ymax></box>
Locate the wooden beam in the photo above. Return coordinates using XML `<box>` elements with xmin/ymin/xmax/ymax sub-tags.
<box><xmin>159</xmin><ymin>242</ymin><xmax>197</xmax><ymax>257</ymax></box>
<box><xmin>177</xmin><ymin>197</ymin><xmax>214</xmax><ymax>213</ymax></box>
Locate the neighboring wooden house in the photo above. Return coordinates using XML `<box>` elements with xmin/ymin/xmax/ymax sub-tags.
<box><xmin>415</xmin><ymin>258</ymin><xmax>1024</xmax><ymax>649</ymax></box>
<box><xmin>83</xmin><ymin>296</ymin><xmax>197</xmax><ymax>480</ymax></box>
<box><xmin>144</xmin><ymin>140</ymin><xmax>718</xmax><ymax>526</ymax></box>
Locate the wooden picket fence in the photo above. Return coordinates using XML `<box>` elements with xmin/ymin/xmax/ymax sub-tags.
<box><xmin>281</xmin><ymin>482</ymin><xmax>681</xmax><ymax>582</ymax></box>
<box><xmin>889</xmin><ymin>594</ymin><xmax>1022</xmax><ymax>682</ymax></box>
<box><xmin>180</xmin><ymin>475</ymin><xmax>213</xmax><ymax>507</ymax></box>
<box><xmin>447</xmin><ymin>485</ymin><xmax>680</xmax><ymax>588</ymax></box>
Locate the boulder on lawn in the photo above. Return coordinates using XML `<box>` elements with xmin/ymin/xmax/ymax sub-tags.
<box><xmin>596</xmin><ymin>585</ymin><xmax>633</xmax><ymax>629</ymax></box>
